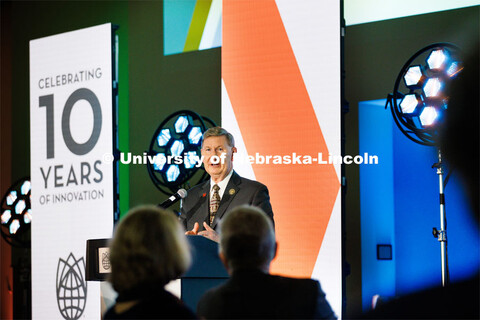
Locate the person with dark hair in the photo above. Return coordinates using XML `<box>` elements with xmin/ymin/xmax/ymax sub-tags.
<box><xmin>180</xmin><ymin>126</ymin><xmax>274</xmax><ymax>242</ymax></box>
<box><xmin>196</xmin><ymin>205</ymin><xmax>336</xmax><ymax>319</ymax></box>
<box><xmin>104</xmin><ymin>205</ymin><xmax>197</xmax><ymax>319</ymax></box>
<box><xmin>439</xmin><ymin>45</ymin><xmax>479</xmax><ymax>223</ymax></box>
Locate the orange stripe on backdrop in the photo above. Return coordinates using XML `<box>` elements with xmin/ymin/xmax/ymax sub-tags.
<box><xmin>223</xmin><ymin>0</ymin><xmax>340</xmax><ymax>277</ymax></box>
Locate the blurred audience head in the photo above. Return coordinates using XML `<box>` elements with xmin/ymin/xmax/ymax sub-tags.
<box><xmin>219</xmin><ymin>205</ymin><xmax>276</xmax><ymax>272</ymax></box>
<box><xmin>438</xmin><ymin>43</ymin><xmax>479</xmax><ymax>221</ymax></box>
<box><xmin>109</xmin><ymin>205</ymin><xmax>191</xmax><ymax>294</ymax></box>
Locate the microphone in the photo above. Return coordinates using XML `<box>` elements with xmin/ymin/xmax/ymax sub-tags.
<box><xmin>158</xmin><ymin>189</ymin><xmax>187</xmax><ymax>209</ymax></box>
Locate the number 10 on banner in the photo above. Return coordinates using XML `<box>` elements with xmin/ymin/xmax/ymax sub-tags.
<box><xmin>39</xmin><ymin>88</ymin><xmax>103</xmax><ymax>159</ymax></box>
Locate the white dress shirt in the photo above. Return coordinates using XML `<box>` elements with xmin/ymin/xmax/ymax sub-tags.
<box><xmin>209</xmin><ymin>169</ymin><xmax>234</xmax><ymax>201</ymax></box>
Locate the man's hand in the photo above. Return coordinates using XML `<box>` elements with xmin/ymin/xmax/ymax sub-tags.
<box><xmin>198</xmin><ymin>222</ymin><xmax>220</xmax><ymax>243</ymax></box>
<box><xmin>185</xmin><ymin>222</ymin><xmax>200</xmax><ymax>235</ymax></box>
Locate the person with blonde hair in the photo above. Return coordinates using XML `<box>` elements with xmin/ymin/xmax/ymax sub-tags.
<box><xmin>104</xmin><ymin>205</ymin><xmax>196</xmax><ymax>319</ymax></box>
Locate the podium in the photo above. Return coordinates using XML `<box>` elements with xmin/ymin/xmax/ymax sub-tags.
<box><xmin>85</xmin><ymin>238</ymin><xmax>111</xmax><ymax>281</ymax></box>
<box><xmin>85</xmin><ymin>235</ymin><xmax>229</xmax><ymax>311</ymax></box>
<box><xmin>182</xmin><ymin>236</ymin><xmax>229</xmax><ymax>311</ymax></box>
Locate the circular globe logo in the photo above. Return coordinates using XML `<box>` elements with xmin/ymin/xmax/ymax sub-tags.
<box><xmin>101</xmin><ymin>251</ymin><xmax>111</xmax><ymax>271</ymax></box>
<box><xmin>56</xmin><ymin>253</ymin><xmax>87</xmax><ymax>320</ymax></box>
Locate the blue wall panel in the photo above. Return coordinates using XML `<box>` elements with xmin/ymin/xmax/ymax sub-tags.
<box><xmin>393</xmin><ymin>127</ymin><xmax>441</xmax><ymax>295</ymax></box>
<box><xmin>359</xmin><ymin>99</ymin><xmax>396</xmax><ymax>310</ymax></box>
<box><xmin>359</xmin><ymin>99</ymin><xmax>480</xmax><ymax>311</ymax></box>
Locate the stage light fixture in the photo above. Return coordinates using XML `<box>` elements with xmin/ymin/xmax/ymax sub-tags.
<box><xmin>423</xmin><ymin>78</ymin><xmax>442</xmax><ymax>98</ymax></box>
<box><xmin>6</xmin><ymin>191</ymin><xmax>17</xmax><ymax>205</ymax></box>
<box><xmin>157</xmin><ymin>129</ymin><xmax>171</xmax><ymax>147</ymax></box>
<box><xmin>170</xmin><ymin>140</ymin><xmax>184</xmax><ymax>157</ymax></box>
<box><xmin>10</xmin><ymin>220</ymin><xmax>20</xmax><ymax>235</ymax></box>
<box><xmin>426</xmin><ymin>49</ymin><xmax>448</xmax><ymax>70</ymax></box>
<box><xmin>1</xmin><ymin>210</ymin><xmax>11</xmax><ymax>224</ymax></box>
<box><xmin>400</xmin><ymin>94</ymin><xmax>422</xmax><ymax>114</ymax></box>
<box><xmin>174</xmin><ymin>115</ymin><xmax>189</xmax><ymax>133</ymax></box>
<box><xmin>166</xmin><ymin>165</ymin><xmax>180</xmax><ymax>182</ymax></box>
<box><xmin>404</xmin><ymin>65</ymin><xmax>424</xmax><ymax>88</ymax></box>
<box><xmin>147</xmin><ymin>110</ymin><xmax>217</xmax><ymax>195</ymax></box>
<box><xmin>188</xmin><ymin>127</ymin><xmax>202</xmax><ymax>145</ymax></box>
<box><xmin>24</xmin><ymin>209</ymin><xmax>32</xmax><ymax>224</ymax></box>
<box><xmin>153</xmin><ymin>152</ymin><xmax>167</xmax><ymax>171</ymax></box>
<box><xmin>184</xmin><ymin>151</ymin><xmax>198</xmax><ymax>169</ymax></box>
<box><xmin>419</xmin><ymin>106</ymin><xmax>438</xmax><ymax>127</ymax></box>
<box><xmin>386</xmin><ymin>43</ymin><xmax>463</xmax><ymax>287</ymax></box>
<box><xmin>1</xmin><ymin>178</ymin><xmax>32</xmax><ymax>247</ymax></box>
<box><xmin>388</xmin><ymin>43</ymin><xmax>461</xmax><ymax>145</ymax></box>
<box><xmin>15</xmin><ymin>200</ymin><xmax>26</xmax><ymax>215</ymax></box>
<box><xmin>21</xmin><ymin>180</ymin><xmax>31</xmax><ymax>195</ymax></box>
<box><xmin>446</xmin><ymin>62</ymin><xmax>461</xmax><ymax>77</ymax></box>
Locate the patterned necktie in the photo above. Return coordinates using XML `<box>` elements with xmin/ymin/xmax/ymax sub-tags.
<box><xmin>209</xmin><ymin>184</ymin><xmax>220</xmax><ymax>225</ymax></box>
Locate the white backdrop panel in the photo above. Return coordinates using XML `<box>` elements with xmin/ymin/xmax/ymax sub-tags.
<box><xmin>30</xmin><ymin>23</ymin><xmax>114</xmax><ymax>320</ymax></box>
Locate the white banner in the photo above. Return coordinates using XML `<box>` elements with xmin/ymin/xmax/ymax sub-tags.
<box><xmin>30</xmin><ymin>23</ymin><xmax>114</xmax><ymax>320</ymax></box>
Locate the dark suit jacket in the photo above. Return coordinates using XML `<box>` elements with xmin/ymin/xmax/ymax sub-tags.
<box><xmin>196</xmin><ymin>268</ymin><xmax>337</xmax><ymax>319</ymax></box>
<box><xmin>179</xmin><ymin>171</ymin><xmax>274</xmax><ymax>231</ymax></box>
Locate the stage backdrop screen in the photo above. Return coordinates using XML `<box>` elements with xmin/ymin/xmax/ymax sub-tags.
<box><xmin>222</xmin><ymin>0</ymin><xmax>342</xmax><ymax>317</ymax></box>
<box><xmin>30</xmin><ymin>23</ymin><xmax>114</xmax><ymax>320</ymax></box>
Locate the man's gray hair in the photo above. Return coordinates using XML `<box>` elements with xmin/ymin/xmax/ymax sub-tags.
<box><xmin>109</xmin><ymin>206</ymin><xmax>191</xmax><ymax>293</ymax></box>
<box><xmin>219</xmin><ymin>205</ymin><xmax>275</xmax><ymax>270</ymax></box>
<box><xmin>202</xmin><ymin>127</ymin><xmax>235</xmax><ymax>147</ymax></box>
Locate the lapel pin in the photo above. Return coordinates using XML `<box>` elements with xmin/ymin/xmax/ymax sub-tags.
<box><xmin>202</xmin><ymin>193</ymin><xmax>207</xmax><ymax>198</ymax></box>
<box><xmin>229</xmin><ymin>188</ymin><xmax>235</xmax><ymax>195</ymax></box>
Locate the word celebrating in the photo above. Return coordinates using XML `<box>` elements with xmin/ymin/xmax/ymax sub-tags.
<box><xmin>38</xmin><ymin>67</ymin><xmax>103</xmax><ymax>89</ymax></box>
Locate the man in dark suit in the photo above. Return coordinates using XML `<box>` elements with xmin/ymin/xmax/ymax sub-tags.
<box><xmin>196</xmin><ymin>205</ymin><xmax>336</xmax><ymax>319</ymax></box>
<box><xmin>179</xmin><ymin>127</ymin><xmax>274</xmax><ymax>242</ymax></box>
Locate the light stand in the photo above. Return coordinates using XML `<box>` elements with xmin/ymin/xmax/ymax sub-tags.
<box><xmin>432</xmin><ymin>150</ymin><xmax>448</xmax><ymax>286</ymax></box>
<box><xmin>387</xmin><ymin>43</ymin><xmax>462</xmax><ymax>287</ymax></box>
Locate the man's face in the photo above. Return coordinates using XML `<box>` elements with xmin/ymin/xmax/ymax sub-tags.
<box><xmin>201</xmin><ymin>135</ymin><xmax>237</xmax><ymax>183</ymax></box>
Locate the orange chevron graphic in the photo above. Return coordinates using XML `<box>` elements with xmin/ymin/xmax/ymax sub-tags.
<box><xmin>223</xmin><ymin>0</ymin><xmax>340</xmax><ymax>277</ymax></box>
